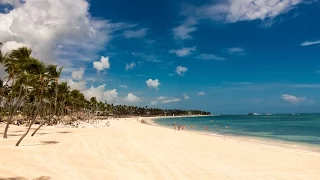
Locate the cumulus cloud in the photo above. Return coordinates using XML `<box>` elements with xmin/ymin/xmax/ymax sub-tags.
<box><xmin>123</xmin><ymin>28</ymin><xmax>148</xmax><ymax>38</ymax></box>
<box><xmin>0</xmin><ymin>0</ymin><xmax>23</xmax><ymax>7</ymax></box>
<box><xmin>301</xmin><ymin>40</ymin><xmax>320</xmax><ymax>46</ymax></box>
<box><xmin>61</xmin><ymin>79</ymin><xmax>120</xmax><ymax>103</ymax></box>
<box><xmin>125</xmin><ymin>62</ymin><xmax>136</xmax><ymax>70</ymax></box>
<box><xmin>176</xmin><ymin>66</ymin><xmax>188</xmax><ymax>76</ymax></box>
<box><xmin>146</xmin><ymin>79</ymin><xmax>160</xmax><ymax>89</ymax></box>
<box><xmin>63</xmin><ymin>79</ymin><xmax>87</xmax><ymax>91</ymax></box>
<box><xmin>150</xmin><ymin>96</ymin><xmax>181</xmax><ymax>105</ymax></box>
<box><xmin>0</xmin><ymin>41</ymin><xmax>30</xmax><ymax>54</ymax></box>
<box><xmin>183</xmin><ymin>93</ymin><xmax>190</xmax><ymax>100</ymax></box>
<box><xmin>0</xmin><ymin>0</ymin><xmax>112</xmax><ymax>66</ymax></box>
<box><xmin>124</xmin><ymin>93</ymin><xmax>140</xmax><ymax>103</ymax></box>
<box><xmin>72</xmin><ymin>67</ymin><xmax>85</xmax><ymax>80</ymax></box>
<box><xmin>281</xmin><ymin>94</ymin><xmax>306</xmax><ymax>104</ymax></box>
<box><xmin>93</xmin><ymin>56</ymin><xmax>110</xmax><ymax>71</ymax></box>
<box><xmin>197</xmin><ymin>92</ymin><xmax>206</xmax><ymax>96</ymax></box>
<box><xmin>197</xmin><ymin>54</ymin><xmax>226</xmax><ymax>61</ymax></box>
<box><xmin>82</xmin><ymin>84</ymin><xmax>118</xmax><ymax>103</ymax></box>
<box><xmin>103</xmin><ymin>89</ymin><xmax>118</xmax><ymax>103</ymax></box>
<box><xmin>169</xmin><ymin>46</ymin><xmax>196</xmax><ymax>57</ymax></box>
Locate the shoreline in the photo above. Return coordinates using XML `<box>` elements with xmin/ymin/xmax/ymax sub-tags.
<box><xmin>1</xmin><ymin>117</ymin><xmax>319</xmax><ymax>179</ymax></box>
<box><xmin>142</xmin><ymin>116</ymin><xmax>320</xmax><ymax>153</ymax></box>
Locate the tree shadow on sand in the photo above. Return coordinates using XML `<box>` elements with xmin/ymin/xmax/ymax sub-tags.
<box><xmin>0</xmin><ymin>176</ymin><xmax>50</xmax><ymax>180</ymax></box>
<box><xmin>21</xmin><ymin>141</ymin><xmax>59</xmax><ymax>147</ymax></box>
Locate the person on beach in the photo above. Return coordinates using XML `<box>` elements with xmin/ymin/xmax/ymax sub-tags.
<box><xmin>174</xmin><ymin>124</ymin><xmax>176</xmax><ymax>130</ymax></box>
<box><xmin>205</xmin><ymin>126</ymin><xmax>208</xmax><ymax>131</ymax></box>
<box><xmin>178</xmin><ymin>125</ymin><xmax>181</xmax><ymax>131</ymax></box>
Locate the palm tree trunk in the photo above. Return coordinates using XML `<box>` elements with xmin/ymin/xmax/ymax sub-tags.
<box><xmin>3</xmin><ymin>85</ymin><xmax>23</xmax><ymax>138</ymax></box>
<box><xmin>31</xmin><ymin>114</ymin><xmax>53</xmax><ymax>136</ymax></box>
<box><xmin>54</xmin><ymin>79</ymin><xmax>58</xmax><ymax>115</ymax></box>
<box><xmin>16</xmin><ymin>82</ymin><xmax>44</xmax><ymax>146</ymax></box>
<box><xmin>30</xmin><ymin>118</ymin><xmax>46</xmax><ymax>136</ymax></box>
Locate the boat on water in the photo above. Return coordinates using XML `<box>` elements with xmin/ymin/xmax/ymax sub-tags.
<box><xmin>248</xmin><ymin>113</ymin><xmax>260</xmax><ymax>116</ymax></box>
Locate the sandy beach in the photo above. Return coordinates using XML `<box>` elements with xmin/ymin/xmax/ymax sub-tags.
<box><xmin>0</xmin><ymin>117</ymin><xmax>319</xmax><ymax>180</ymax></box>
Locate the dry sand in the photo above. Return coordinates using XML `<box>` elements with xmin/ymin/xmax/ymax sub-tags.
<box><xmin>0</xmin><ymin>117</ymin><xmax>319</xmax><ymax>180</ymax></box>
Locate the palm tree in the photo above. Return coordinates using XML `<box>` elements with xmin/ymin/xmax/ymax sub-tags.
<box><xmin>47</xmin><ymin>65</ymin><xmax>63</xmax><ymax>115</ymax></box>
<box><xmin>30</xmin><ymin>65</ymin><xmax>63</xmax><ymax>136</ymax></box>
<box><xmin>16</xmin><ymin>58</ymin><xmax>48</xmax><ymax>146</ymax></box>
<box><xmin>2</xmin><ymin>47</ymin><xmax>32</xmax><ymax>138</ymax></box>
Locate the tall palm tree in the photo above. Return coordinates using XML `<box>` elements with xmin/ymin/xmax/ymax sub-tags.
<box><xmin>46</xmin><ymin>65</ymin><xmax>63</xmax><ymax>115</ymax></box>
<box><xmin>16</xmin><ymin>58</ymin><xmax>48</xmax><ymax>146</ymax></box>
<box><xmin>2</xmin><ymin>47</ymin><xmax>32</xmax><ymax>138</ymax></box>
<box><xmin>30</xmin><ymin>65</ymin><xmax>63</xmax><ymax>136</ymax></box>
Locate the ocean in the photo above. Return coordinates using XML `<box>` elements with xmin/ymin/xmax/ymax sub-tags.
<box><xmin>155</xmin><ymin>114</ymin><xmax>320</xmax><ymax>149</ymax></box>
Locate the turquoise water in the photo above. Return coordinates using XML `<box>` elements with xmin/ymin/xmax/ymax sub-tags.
<box><xmin>155</xmin><ymin>114</ymin><xmax>320</xmax><ymax>147</ymax></box>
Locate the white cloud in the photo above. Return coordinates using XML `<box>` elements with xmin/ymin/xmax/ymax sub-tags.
<box><xmin>200</xmin><ymin>0</ymin><xmax>302</xmax><ymax>23</ymax></box>
<box><xmin>197</xmin><ymin>54</ymin><xmax>226</xmax><ymax>61</ymax></box>
<box><xmin>301</xmin><ymin>40</ymin><xmax>320</xmax><ymax>46</ymax></box>
<box><xmin>125</xmin><ymin>62</ymin><xmax>136</xmax><ymax>70</ymax></box>
<box><xmin>183</xmin><ymin>93</ymin><xmax>190</xmax><ymax>100</ymax></box>
<box><xmin>150</xmin><ymin>96</ymin><xmax>181</xmax><ymax>105</ymax></box>
<box><xmin>169</xmin><ymin>46</ymin><xmax>196</xmax><ymax>57</ymax></box>
<box><xmin>173</xmin><ymin>18</ymin><xmax>197</xmax><ymax>40</ymax></box>
<box><xmin>71</xmin><ymin>67</ymin><xmax>85</xmax><ymax>80</ymax></box>
<box><xmin>132</xmin><ymin>52</ymin><xmax>161</xmax><ymax>63</ymax></box>
<box><xmin>119</xmin><ymin>85</ymin><xmax>128</xmax><ymax>88</ymax></box>
<box><xmin>93</xmin><ymin>56</ymin><xmax>110</xmax><ymax>71</ymax></box>
<box><xmin>0</xmin><ymin>41</ymin><xmax>30</xmax><ymax>54</ymax></box>
<box><xmin>162</xmin><ymin>98</ymin><xmax>181</xmax><ymax>104</ymax></box>
<box><xmin>82</xmin><ymin>84</ymin><xmax>118</xmax><ymax>103</ymax></box>
<box><xmin>146</xmin><ymin>79</ymin><xmax>160</xmax><ymax>89</ymax></box>
<box><xmin>197</xmin><ymin>92</ymin><xmax>206</xmax><ymax>96</ymax></box>
<box><xmin>150</xmin><ymin>101</ymin><xmax>159</xmax><ymax>105</ymax></box>
<box><xmin>63</xmin><ymin>79</ymin><xmax>87</xmax><ymax>91</ymax></box>
<box><xmin>61</xmin><ymin>79</ymin><xmax>119</xmax><ymax>103</ymax></box>
<box><xmin>0</xmin><ymin>0</ymin><xmax>111</xmax><ymax>66</ymax></box>
<box><xmin>0</xmin><ymin>0</ymin><xmax>23</xmax><ymax>7</ymax></box>
<box><xmin>123</xmin><ymin>28</ymin><xmax>148</xmax><ymax>39</ymax></box>
<box><xmin>176</xmin><ymin>66</ymin><xmax>188</xmax><ymax>76</ymax></box>
<box><xmin>227</xmin><ymin>47</ymin><xmax>245</xmax><ymax>55</ymax></box>
<box><xmin>124</xmin><ymin>93</ymin><xmax>140</xmax><ymax>103</ymax></box>
<box><xmin>103</xmin><ymin>89</ymin><xmax>118</xmax><ymax>103</ymax></box>
<box><xmin>281</xmin><ymin>94</ymin><xmax>306</xmax><ymax>104</ymax></box>
<box><xmin>156</xmin><ymin>96</ymin><xmax>167</xmax><ymax>101</ymax></box>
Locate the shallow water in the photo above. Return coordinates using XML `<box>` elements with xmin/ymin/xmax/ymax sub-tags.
<box><xmin>155</xmin><ymin>114</ymin><xmax>320</xmax><ymax>148</ymax></box>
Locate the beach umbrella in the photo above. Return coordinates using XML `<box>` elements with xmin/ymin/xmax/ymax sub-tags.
<box><xmin>14</xmin><ymin>114</ymin><xmax>24</xmax><ymax>121</ymax></box>
<box><xmin>61</xmin><ymin>115</ymin><xmax>73</xmax><ymax>122</ymax></box>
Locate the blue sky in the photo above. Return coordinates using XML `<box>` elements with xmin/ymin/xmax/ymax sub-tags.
<box><xmin>1</xmin><ymin>0</ymin><xmax>320</xmax><ymax>114</ymax></box>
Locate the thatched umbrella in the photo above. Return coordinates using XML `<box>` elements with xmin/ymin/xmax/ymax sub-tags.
<box><xmin>1</xmin><ymin>116</ymin><xmax>8</xmax><ymax>122</ymax></box>
<box><xmin>71</xmin><ymin>116</ymin><xmax>78</xmax><ymax>121</ymax></box>
<box><xmin>61</xmin><ymin>115</ymin><xmax>73</xmax><ymax>122</ymax></box>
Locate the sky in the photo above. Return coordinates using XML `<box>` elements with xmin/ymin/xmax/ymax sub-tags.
<box><xmin>1</xmin><ymin>0</ymin><xmax>320</xmax><ymax>114</ymax></box>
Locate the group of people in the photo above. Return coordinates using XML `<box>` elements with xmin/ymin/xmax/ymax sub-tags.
<box><xmin>173</xmin><ymin>124</ymin><xmax>186</xmax><ymax>130</ymax></box>
<box><xmin>171</xmin><ymin>123</ymin><xmax>209</xmax><ymax>131</ymax></box>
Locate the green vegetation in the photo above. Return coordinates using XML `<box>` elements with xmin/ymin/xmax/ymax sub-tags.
<box><xmin>0</xmin><ymin>46</ymin><xmax>210</xmax><ymax>146</ymax></box>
